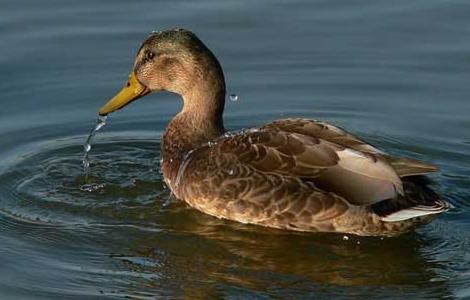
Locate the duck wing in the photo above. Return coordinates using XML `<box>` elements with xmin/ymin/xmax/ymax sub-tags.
<box><xmin>177</xmin><ymin>148</ymin><xmax>352</xmax><ymax>231</ymax></box>
<box><xmin>259</xmin><ymin>118</ymin><xmax>383</xmax><ymax>154</ymax></box>
<box><xmin>261</xmin><ymin>118</ymin><xmax>438</xmax><ymax>177</ymax></box>
<box><xmin>177</xmin><ymin>129</ymin><xmax>403</xmax><ymax>207</ymax></box>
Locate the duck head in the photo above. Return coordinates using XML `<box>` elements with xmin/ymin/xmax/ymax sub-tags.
<box><xmin>99</xmin><ymin>28</ymin><xmax>225</xmax><ymax>116</ymax></box>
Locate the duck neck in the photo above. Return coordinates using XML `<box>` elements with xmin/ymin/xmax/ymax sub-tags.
<box><xmin>162</xmin><ymin>79</ymin><xmax>226</xmax><ymax>165</ymax></box>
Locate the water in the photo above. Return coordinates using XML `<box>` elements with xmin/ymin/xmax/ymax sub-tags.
<box><xmin>1</xmin><ymin>0</ymin><xmax>470</xmax><ymax>299</ymax></box>
<box><xmin>82</xmin><ymin>115</ymin><xmax>107</xmax><ymax>175</ymax></box>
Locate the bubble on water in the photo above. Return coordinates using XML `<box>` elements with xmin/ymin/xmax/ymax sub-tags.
<box><xmin>229</xmin><ymin>94</ymin><xmax>238</xmax><ymax>102</ymax></box>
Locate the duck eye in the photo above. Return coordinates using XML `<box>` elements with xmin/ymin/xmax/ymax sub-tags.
<box><xmin>146</xmin><ymin>51</ymin><xmax>156</xmax><ymax>61</ymax></box>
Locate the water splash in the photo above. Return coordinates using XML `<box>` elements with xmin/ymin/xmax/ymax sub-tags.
<box><xmin>174</xmin><ymin>149</ymin><xmax>195</xmax><ymax>191</ymax></box>
<box><xmin>162</xmin><ymin>192</ymin><xmax>174</xmax><ymax>207</ymax></box>
<box><xmin>79</xmin><ymin>183</ymin><xmax>106</xmax><ymax>193</ymax></box>
<box><xmin>82</xmin><ymin>115</ymin><xmax>108</xmax><ymax>175</ymax></box>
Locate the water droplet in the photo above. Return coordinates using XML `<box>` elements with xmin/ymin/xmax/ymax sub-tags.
<box><xmin>229</xmin><ymin>94</ymin><xmax>238</xmax><ymax>102</ymax></box>
<box><xmin>228</xmin><ymin>169</ymin><xmax>234</xmax><ymax>175</ymax></box>
<box><xmin>82</xmin><ymin>115</ymin><xmax>108</xmax><ymax>175</ymax></box>
<box><xmin>162</xmin><ymin>192</ymin><xmax>174</xmax><ymax>207</ymax></box>
<box><xmin>174</xmin><ymin>149</ymin><xmax>195</xmax><ymax>190</ymax></box>
<box><xmin>342</xmin><ymin>235</ymin><xmax>349</xmax><ymax>241</ymax></box>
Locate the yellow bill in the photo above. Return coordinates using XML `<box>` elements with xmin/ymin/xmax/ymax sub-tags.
<box><xmin>99</xmin><ymin>72</ymin><xmax>150</xmax><ymax>116</ymax></box>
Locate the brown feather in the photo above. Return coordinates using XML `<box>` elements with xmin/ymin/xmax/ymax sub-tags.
<box><xmin>114</xmin><ymin>29</ymin><xmax>449</xmax><ymax>236</ymax></box>
<box><xmin>386</xmin><ymin>156</ymin><xmax>439</xmax><ymax>177</ymax></box>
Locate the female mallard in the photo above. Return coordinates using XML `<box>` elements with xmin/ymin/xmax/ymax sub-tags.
<box><xmin>98</xmin><ymin>28</ymin><xmax>449</xmax><ymax>236</ymax></box>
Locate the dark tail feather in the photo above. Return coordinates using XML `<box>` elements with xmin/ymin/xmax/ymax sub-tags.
<box><xmin>371</xmin><ymin>176</ymin><xmax>451</xmax><ymax>222</ymax></box>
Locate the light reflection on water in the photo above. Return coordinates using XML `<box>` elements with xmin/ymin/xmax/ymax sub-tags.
<box><xmin>1</xmin><ymin>0</ymin><xmax>469</xmax><ymax>298</ymax></box>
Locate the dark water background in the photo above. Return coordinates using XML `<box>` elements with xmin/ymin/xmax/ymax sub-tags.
<box><xmin>1</xmin><ymin>0</ymin><xmax>469</xmax><ymax>299</ymax></box>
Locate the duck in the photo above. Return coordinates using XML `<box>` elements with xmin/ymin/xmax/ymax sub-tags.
<box><xmin>98</xmin><ymin>28</ymin><xmax>449</xmax><ymax>236</ymax></box>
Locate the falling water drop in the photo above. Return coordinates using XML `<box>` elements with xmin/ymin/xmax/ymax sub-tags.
<box><xmin>229</xmin><ymin>94</ymin><xmax>238</xmax><ymax>102</ymax></box>
<box><xmin>82</xmin><ymin>115</ymin><xmax>108</xmax><ymax>175</ymax></box>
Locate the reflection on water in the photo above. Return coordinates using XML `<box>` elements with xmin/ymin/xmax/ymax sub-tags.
<box><xmin>1</xmin><ymin>0</ymin><xmax>470</xmax><ymax>298</ymax></box>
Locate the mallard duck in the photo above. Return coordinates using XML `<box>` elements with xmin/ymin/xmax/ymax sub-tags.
<box><xmin>98</xmin><ymin>28</ymin><xmax>449</xmax><ymax>236</ymax></box>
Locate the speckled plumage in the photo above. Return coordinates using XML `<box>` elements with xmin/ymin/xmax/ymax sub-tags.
<box><xmin>101</xmin><ymin>28</ymin><xmax>449</xmax><ymax>236</ymax></box>
<box><xmin>161</xmin><ymin>118</ymin><xmax>447</xmax><ymax>236</ymax></box>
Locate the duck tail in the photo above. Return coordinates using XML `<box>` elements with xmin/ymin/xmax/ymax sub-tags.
<box><xmin>379</xmin><ymin>199</ymin><xmax>450</xmax><ymax>222</ymax></box>
<box><xmin>370</xmin><ymin>175</ymin><xmax>451</xmax><ymax>222</ymax></box>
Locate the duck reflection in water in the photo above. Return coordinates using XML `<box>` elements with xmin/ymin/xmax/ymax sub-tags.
<box><xmin>111</xmin><ymin>200</ymin><xmax>449</xmax><ymax>298</ymax></box>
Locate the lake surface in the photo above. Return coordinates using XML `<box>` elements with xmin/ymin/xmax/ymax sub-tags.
<box><xmin>1</xmin><ymin>0</ymin><xmax>469</xmax><ymax>298</ymax></box>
